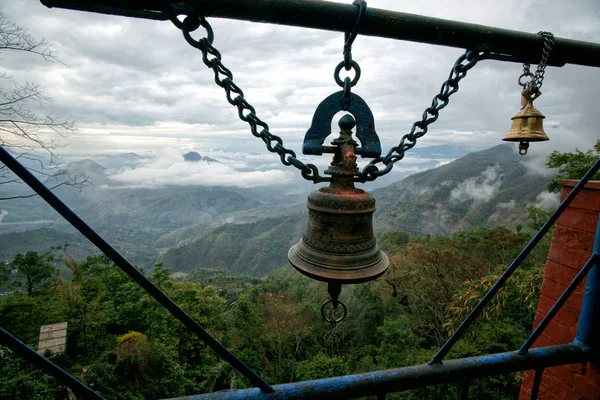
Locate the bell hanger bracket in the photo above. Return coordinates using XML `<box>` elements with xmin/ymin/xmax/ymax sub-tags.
<box><xmin>302</xmin><ymin>90</ymin><xmax>381</xmax><ymax>159</ymax></box>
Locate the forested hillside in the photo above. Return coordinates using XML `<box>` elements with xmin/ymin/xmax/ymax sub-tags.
<box><xmin>155</xmin><ymin>145</ymin><xmax>553</xmax><ymax>275</ymax></box>
<box><xmin>374</xmin><ymin>144</ymin><xmax>550</xmax><ymax>235</ymax></box>
<box><xmin>0</xmin><ymin>144</ymin><xmax>566</xmax><ymax>399</ymax></box>
<box><xmin>160</xmin><ymin>214</ymin><xmax>305</xmax><ymax>276</ymax></box>
<box><xmin>1</xmin><ymin>145</ymin><xmax>554</xmax><ymax>274</ymax></box>
<box><xmin>0</xmin><ymin>219</ymin><xmax>550</xmax><ymax>399</ymax></box>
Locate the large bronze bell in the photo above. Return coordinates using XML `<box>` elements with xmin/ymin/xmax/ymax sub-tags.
<box><xmin>288</xmin><ymin>115</ymin><xmax>389</xmax><ymax>324</ymax></box>
<box><xmin>503</xmin><ymin>89</ymin><xmax>548</xmax><ymax>155</ymax></box>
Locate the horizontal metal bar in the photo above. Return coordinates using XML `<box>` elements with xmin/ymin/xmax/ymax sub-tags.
<box><xmin>0</xmin><ymin>146</ymin><xmax>273</xmax><ymax>393</ymax></box>
<box><xmin>165</xmin><ymin>343</ymin><xmax>592</xmax><ymax>400</ymax></box>
<box><xmin>430</xmin><ymin>157</ymin><xmax>600</xmax><ymax>364</ymax></box>
<box><xmin>519</xmin><ymin>254</ymin><xmax>598</xmax><ymax>354</ymax></box>
<box><xmin>40</xmin><ymin>0</ymin><xmax>600</xmax><ymax>68</ymax></box>
<box><xmin>0</xmin><ymin>327</ymin><xmax>104</xmax><ymax>400</ymax></box>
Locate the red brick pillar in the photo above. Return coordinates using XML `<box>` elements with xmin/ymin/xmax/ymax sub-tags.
<box><xmin>519</xmin><ymin>179</ymin><xmax>600</xmax><ymax>400</ymax></box>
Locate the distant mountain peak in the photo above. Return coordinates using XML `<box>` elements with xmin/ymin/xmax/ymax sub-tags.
<box><xmin>67</xmin><ymin>159</ymin><xmax>106</xmax><ymax>172</ymax></box>
<box><xmin>183</xmin><ymin>151</ymin><xmax>219</xmax><ymax>163</ymax></box>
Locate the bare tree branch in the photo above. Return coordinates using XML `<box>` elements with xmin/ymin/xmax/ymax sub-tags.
<box><xmin>0</xmin><ymin>13</ymin><xmax>89</xmax><ymax>199</ymax></box>
<box><xmin>0</xmin><ymin>174</ymin><xmax>90</xmax><ymax>200</ymax></box>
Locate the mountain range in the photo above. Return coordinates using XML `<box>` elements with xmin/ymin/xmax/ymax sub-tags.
<box><xmin>157</xmin><ymin>145</ymin><xmax>554</xmax><ymax>275</ymax></box>
<box><xmin>0</xmin><ymin>144</ymin><xmax>555</xmax><ymax>275</ymax></box>
<box><xmin>373</xmin><ymin>144</ymin><xmax>551</xmax><ymax>235</ymax></box>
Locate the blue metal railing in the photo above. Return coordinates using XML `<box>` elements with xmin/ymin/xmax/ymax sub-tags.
<box><xmin>1</xmin><ymin>143</ymin><xmax>599</xmax><ymax>399</ymax></box>
<box><xmin>431</xmin><ymin>158</ymin><xmax>600</xmax><ymax>363</ymax></box>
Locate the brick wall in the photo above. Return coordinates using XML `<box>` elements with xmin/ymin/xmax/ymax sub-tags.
<box><xmin>519</xmin><ymin>180</ymin><xmax>600</xmax><ymax>400</ymax></box>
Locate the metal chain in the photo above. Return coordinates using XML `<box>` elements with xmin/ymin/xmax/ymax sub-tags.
<box><xmin>338</xmin><ymin>0</ymin><xmax>366</xmax><ymax>110</ymax></box>
<box><xmin>171</xmin><ymin>15</ymin><xmax>329</xmax><ymax>183</ymax></box>
<box><xmin>519</xmin><ymin>31</ymin><xmax>555</xmax><ymax>92</ymax></box>
<box><xmin>171</xmin><ymin>13</ymin><xmax>485</xmax><ymax>183</ymax></box>
<box><xmin>357</xmin><ymin>49</ymin><xmax>487</xmax><ymax>182</ymax></box>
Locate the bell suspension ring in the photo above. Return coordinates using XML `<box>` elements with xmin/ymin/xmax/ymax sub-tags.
<box><xmin>503</xmin><ymin>31</ymin><xmax>555</xmax><ymax>155</ymax></box>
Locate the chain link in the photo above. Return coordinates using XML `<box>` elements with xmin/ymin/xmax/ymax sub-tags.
<box><xmin>171</xmin><ymin>15</ymin><xmax>329</xmax><ymax>183</ymax></box>
<box><xmin>357</xmin><ymin>49</ymin><xmax>487</xmax><ymax>181</ymax></box>
<box><xmin>519</xmin><ymin>31</ymin><xmax>555</xmax><ymax>92</ymax></box>
<box><xmin>339</xmin><ymin>1</ymin><xmax>366</xmax><ymax>111</ymax></box>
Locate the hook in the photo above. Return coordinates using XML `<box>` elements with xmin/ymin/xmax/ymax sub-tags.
<box><xmin>343</xmin><ymin>0</ymin><xmax>367</xmax><ymax>70</ymax></box>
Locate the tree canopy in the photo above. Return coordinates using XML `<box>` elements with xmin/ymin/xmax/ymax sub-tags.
<box><xmin>546</xmin><ymin>139</ymin><xmax>600</xmax><ymax>192</ymax></box>
<box><xmin>0</xmin><ymin>214</ymin><xmax>549</xmax><ymax>399</ymax></box>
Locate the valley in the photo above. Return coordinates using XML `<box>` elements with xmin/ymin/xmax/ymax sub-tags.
<box><xmin>0</xmin><ymin>144</ymin><xmax>554</xmax><ymax>275</ymax></box>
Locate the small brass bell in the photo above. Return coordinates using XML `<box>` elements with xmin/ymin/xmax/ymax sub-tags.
<box><xmin>503</xmin><ymin>89</ymin><xmax>548</xmax><ymax>155</ymax></box>
<box><xmin>288</xmin><ymin>114</ymin><xmax>389</xmax><ymax>324</ymax></box>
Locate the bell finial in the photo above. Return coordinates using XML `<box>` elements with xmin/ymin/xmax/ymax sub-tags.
<box><xmin>338</xmin><ymin>114</ymin><xmax>356</xmax><ymax>131</ymax></box>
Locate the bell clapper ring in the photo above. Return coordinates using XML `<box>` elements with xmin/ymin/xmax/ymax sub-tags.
<box><xmin>321</xmin><ymin>299</ymin><xmax>348</xmax><ymax>327</ymax></box>
<box><xmin>321</xmin><ymin>282</ymin><xmax>347</xmax><ymax>326</ymax></box>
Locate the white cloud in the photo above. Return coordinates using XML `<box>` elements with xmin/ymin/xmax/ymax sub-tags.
<box><xmin>521</xmin><ymin>156</ymin><xmax>557</xmax><ymax>178</ymax></box>
<box><xmin>534</xmin><ymin>191</ymin><xmax>560</xmax><ymax>210</ymax></box>
<box><xmin>498</xmin><ymin>200</ymin><xmax>516</xmax><ymax>210</ymax></box>
<box><xmin>108</xmin><ymin>148</ymin><xmax>293</xmax><ymax>188</ymax></box>
<box><xmin>2</xmin><ymin>0</ymin><xmax>599</xmax><ymax>177</ymax></box>
<box><xmin>450</xmin><ymin>165</ymin><xmax>503</xmax><ymax>202</ymax></box>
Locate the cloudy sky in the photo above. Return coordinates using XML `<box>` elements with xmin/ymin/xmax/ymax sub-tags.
<box><xmin>2</xmin><ymin>0</ymin><xmax>599</xmax><ymax>188</ymax></box>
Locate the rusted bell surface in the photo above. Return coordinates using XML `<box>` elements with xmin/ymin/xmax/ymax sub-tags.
<box><xmin>288</xmin><ymin>184</ymin><xmax>389</xmax><ymax>284</ymax></box>
<box><xmin>288</xmin><ymin>115</ymin><xmax>389</xmax><ymax>284</ymax></box>
<box><xmin>503</xmin><ymin>89</ymin><xmax>549</xmax><ymax>155</ymax></box>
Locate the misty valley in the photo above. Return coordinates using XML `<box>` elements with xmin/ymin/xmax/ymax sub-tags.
<box><xmin>0</xmin><ymin>145</ymin><xmax>555</xmax><ymax>274</ymax></box>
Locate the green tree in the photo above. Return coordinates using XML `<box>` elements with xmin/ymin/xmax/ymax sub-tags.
<box><xmin>0</xmin><ymin>261</ymin><xmax>9</xmax><ymax>287</ymax></box>
<box><xmin>0</xmin><ymin>348</ymin><xmax>65</xmax><ymax>400</ymax></box>
<box><xmin>546</xmin><ymin>139</ymin><xmax>600</xmax><ymax>193</ymax></box>
<box><xmin>85</xmin><ymin>332</ymin><xmax>188</xmax><ymax>399</ymax></box>
<box><xmin>295</xmin><ymin>353</ymin><xmax>349</xmax><ymax>381</ymax></box>
<box><xmin>10</xmin><ymin>251</ymin><xmax>55</xmax><ymax>295</ymax></box>
<box><xmin>524</xmin><ymin>205</ymin><xmax>552</xmax><ymax>232</ymax></box>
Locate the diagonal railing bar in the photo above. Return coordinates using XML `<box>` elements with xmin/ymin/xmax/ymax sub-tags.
<box><xmin>530</xmin><ymin>368</ymin><xmax>544</xmax><ymax>400</ymax></box>
<box><xmin>0</xmin><ymin>146</ymin><xmax>273</xmax><ymax>393</ymax></box>
<box><xmin>430</xmin><ymin>157</ymin><xmax>600</xmax><ymax>364</ymax></box>
<box><xmin>518</xmin><ymin>253</ymin><xmax>599</xmax><ymax>354</ymax></box>
<box><xmin>0</xmin><ymin>327</ymin><xmax>104</xmax><ymax>400</ymax></box>
<box><xmin>458</xmin><ymin>380</ymin><xmax>470</xmax><ymax>400</ymax></box>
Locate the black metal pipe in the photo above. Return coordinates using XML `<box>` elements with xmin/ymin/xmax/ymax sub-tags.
<box><xmin>430</xmin><ymin>158</ymin><xmax>600</xmax><ymax>364</ymax></box>
<box><xmin>164</xmin><ymin>343</ymin><xmax>593</xmax><ymax>400</ymax></box>
<box><xmin>519</xmin><ymin>254</ymin><xmax>598</xmax><ymax>354</ymax></box>
<box><xmin>0</xmin><ymin>146</ymin><xmax>273</xmax><ymax>393</ymax></box>
<box><xmin>0</xmin><ymin>327</ymin><xmax>104</xmax><ymax>400</ymax></box>
<box><xmin>40</xmin><ymin>0</ymin><xmax>600</xmax><ymax>68</ymax></box>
